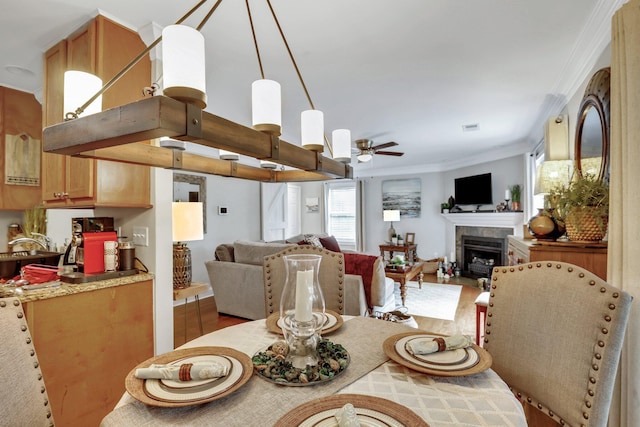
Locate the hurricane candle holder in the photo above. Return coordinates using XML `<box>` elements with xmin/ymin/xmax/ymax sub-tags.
<box><xmin>280</xmin><ymin>254</ymin><xmax>325</xmax><ymax>369</ymax></box>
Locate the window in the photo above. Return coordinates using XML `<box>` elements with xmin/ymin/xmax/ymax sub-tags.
<box><xmin>324</xmin><ymin>181</ymin><xmax>357</xmax><ymax>251</ymax></box>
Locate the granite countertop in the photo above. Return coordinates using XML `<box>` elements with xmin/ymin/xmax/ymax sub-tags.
<box><xmin>0</xmin><ymin>272</ymin><xmax>154</xmax><ymax>303</ymax></box>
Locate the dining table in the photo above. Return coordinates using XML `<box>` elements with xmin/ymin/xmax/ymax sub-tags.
<box><xmin>100</xmin><ymin>316</ymin><xmax>527</xmax><ymax>426</ymax></box>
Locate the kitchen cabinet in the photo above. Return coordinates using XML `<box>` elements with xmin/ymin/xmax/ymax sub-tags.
<box><xmin>21</xmin><ymin>276</ymin><xmax>154</xmax><ymax>427</ymax></box>
<box><xmin>42</xmin><ymin>16</ymin><xmax>152</xmax><ymax>208</ymax></box>
<box><xmin>0</xmin><ymin>86</ymin><xmax>43</xmax><ymax>210</ymax></box>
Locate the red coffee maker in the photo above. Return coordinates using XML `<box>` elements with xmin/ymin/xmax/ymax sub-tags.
<box><xmin>67</xmin><ymin>217</ymin><xmax>117</xmax><ymax>274</ymax></box>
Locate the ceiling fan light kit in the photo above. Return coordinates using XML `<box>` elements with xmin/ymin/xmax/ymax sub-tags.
<box><xmin>354</xmin><ymin>139</ymin><xmax>404</xmax><ymax>162</ymax></box>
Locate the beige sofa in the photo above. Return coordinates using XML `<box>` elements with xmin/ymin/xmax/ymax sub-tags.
<box><xmin>205</xmin><ymin>239</ymin><xmax>395</xmax><ymax>320</ymax></box>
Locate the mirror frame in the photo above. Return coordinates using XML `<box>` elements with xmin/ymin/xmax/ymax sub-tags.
<box><xmin>574</xmin><ymin>67</ymin><xmax>610</xmax><ymax>181</ymax></box>
<box><xmin>173</xmin><ymin>173</ymin><xmax>207</xmax><ymax>233</ymax></box>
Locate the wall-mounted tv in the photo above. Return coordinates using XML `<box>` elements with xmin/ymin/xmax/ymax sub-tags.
<box><xmin>454</xmin><ymin>173</ymin><xmax>493</xmax><ymax>206</ymax></box>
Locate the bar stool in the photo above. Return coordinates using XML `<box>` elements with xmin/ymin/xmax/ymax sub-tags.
<box><xmin>173</xmin><ymin>282</ymin><xmax>211</xmax><ymax>341</ymax></box>
<box><xmin>474</xmin><ymin>291</ymin><xmax>490</xmax><ymax>345</ymax></box>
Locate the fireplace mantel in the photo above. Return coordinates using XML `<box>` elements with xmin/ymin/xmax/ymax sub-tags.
<box><xmin>442</xmin><ymin>212</ymin><xmax>525</xmax><ymax>231</ymax></box>
<box><xmin>441</xmin><ymin>212</ymin><xmax>526</xmax><ymax>262</ymax></box>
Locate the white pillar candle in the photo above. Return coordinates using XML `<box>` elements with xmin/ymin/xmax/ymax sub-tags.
<box><xmin>295</xmin><ymin>269</ymin><xmax>314</xmax><ymax>322</ymax></box>
<box><xmin>444</xmin><ymin>256</ymin><xmax>448</xmax><ymax>265</ymax></box>
<box><xmin>450</xmin><ymin>251</ymin><xmax>456</xmax><ymax>263</ymax></box>
<box><xmin>505</xmin><ymin>189</ymin><xmax>511</xmax><ymax>200</ymax></box>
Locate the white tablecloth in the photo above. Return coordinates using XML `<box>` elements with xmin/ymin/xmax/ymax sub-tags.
<box><xmin>105</xmin><ymin>317</ymin><xmax>526</xmax><ymax>426</ymax></box>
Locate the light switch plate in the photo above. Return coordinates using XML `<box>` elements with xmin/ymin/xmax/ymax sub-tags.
<box><xmin>132</xmin><ymin>226</ymin><xmax>149</xmax><ymax>246</ymax></box>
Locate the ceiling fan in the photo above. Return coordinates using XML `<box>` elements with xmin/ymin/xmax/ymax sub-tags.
<box><xmin>353</xmin><ymin>139</ymin><xmax>404</xmax><ymax>162</ymax></box>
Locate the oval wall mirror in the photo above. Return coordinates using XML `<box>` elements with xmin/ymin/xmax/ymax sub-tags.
<box><xmin>574</xmin><ymin>67</ymin><xmax>610</xmax><ymax>181</ymax></box>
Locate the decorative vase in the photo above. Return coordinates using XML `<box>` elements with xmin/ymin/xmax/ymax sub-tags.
<box><xmin>528</xmin><ymin>208</ymin><xmax>561</xmax><ymax>241</ymax></box>
<box><xmin>280</xmin><ymin>254</ymin><xmax>325</xmax><ymax>369</ymax></box>
<box><xmin>565</xmin><ymin>207</ymin><xmax>608</xmax><ymax>242</ymax></box>
<box><xmin>512</xmin><ymin>201</ymin><xmax>521</xmax><ymax>211</ymax></box>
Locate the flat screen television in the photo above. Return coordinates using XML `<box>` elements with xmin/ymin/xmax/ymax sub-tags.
<box><xmin>454</xmin><ymin>173</ymin><xmax>493</xmax><ymax>206</ymax></box>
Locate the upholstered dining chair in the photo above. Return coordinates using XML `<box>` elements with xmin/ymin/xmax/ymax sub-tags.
<box><xmin>263</xmin><ymin>245</ymin><xmax>349</xmax><ymax>316</ymax></box>
<box><xmin>484</xmin><ymin>262</ymin><xmax>632</xmax><ymax>427</ymax></box>
<box><xmin>0</xmin><ymin>297</ymin><xmax>55</xmax><ymax>426</ymax></box>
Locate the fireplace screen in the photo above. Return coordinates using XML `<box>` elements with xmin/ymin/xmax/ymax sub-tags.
<box><xmin>461</xmin><ymin>235</ymin><xmax>506</xmax><ymax>278</ymax></box>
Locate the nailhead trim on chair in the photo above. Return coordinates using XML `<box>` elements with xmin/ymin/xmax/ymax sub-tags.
<box><xmin>486</xmin><ymin>263</ymin><xmax>625</xmax><ymax>426</ymax></box>
<box><xmin>1</xmin><ymin>297</ymin><xmax>54</xmax><ymax>424</ymax></box>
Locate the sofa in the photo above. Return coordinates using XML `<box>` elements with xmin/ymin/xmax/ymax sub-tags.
<box><xmin>205</xmin><ymin>237</ymin><xmax>395</xmax><ymax>320</ymax></box>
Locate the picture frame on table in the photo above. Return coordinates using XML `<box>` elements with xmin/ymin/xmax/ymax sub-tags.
<box><xmin>405</xmin><ymin>232</ymin><xmax>415</xmax><ymax>244</ymax></box>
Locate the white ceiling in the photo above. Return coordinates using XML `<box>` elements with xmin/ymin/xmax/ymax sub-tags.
<box><xmin>0</xmin><ymin>0</ymin><xmax>624</xmax><ymax>176</ymax></box>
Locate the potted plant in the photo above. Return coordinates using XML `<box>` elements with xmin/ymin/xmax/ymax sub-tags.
<box><xmin>510</xmin><ymin>185</ymin><xmax>521</xmax><ymax>211</ymax></box>
<box><xmin>441</xmin><ymin>202</ymin><xmax>451</xmax><ymax>214</ymax></box>
<box><xmin>554</xmin><ymin>174</ymin><xmax>609</xmax><ymax>242</ymax></box>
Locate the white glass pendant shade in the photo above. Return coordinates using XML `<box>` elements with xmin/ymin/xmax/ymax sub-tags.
<box><xmin>332</xmin><ymin>129</ymin><xmax>351</xmax><ymax>163</ymax></box>
<box><xmin>301</xmin><ymin>109</ymin><xmax>324</xmax><ymax>152</ymax></box>
<box><xmin>260</xmin><ymin>160</ymin><xmax>278</xmax><ymax>169</ymax></box>
<box><xmin>162</xmin><ymin>25</ymin><xmax>207</xmax><ymax>109</ymax></box>
<box><xmin>252</xmin><ymin>79</ymin><xmax>281</xmax><ymax>136</ymax></box>
<box><xmin>63</xmin><ymin>71</ymin><xmax>102</xmax><ymax>118</ymax></box>
<box><xmin>219</xmin><ymin>149</ymin><xmax>239</xmax><ymax>161</ymax></box>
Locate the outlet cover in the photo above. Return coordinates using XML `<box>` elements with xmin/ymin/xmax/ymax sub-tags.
<box><xmin>132</xmin><ymin>226</ymin><xmax>149</xmax><ymax>246</ymax></box>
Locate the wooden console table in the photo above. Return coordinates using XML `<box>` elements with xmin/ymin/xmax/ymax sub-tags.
<box><xmin>384</xmin><ymin>262</ymin><xmax>424</xmax><ymax>307</ymax></box>
<box><xmin>529</xmin><ymin>241</ymin><xmax>607</xmax><ymax>280</ymax></box>
<box><xmin>379</xmin><ymin>243</ymin><xmax>418</xmax><ymax>263</ymax></box>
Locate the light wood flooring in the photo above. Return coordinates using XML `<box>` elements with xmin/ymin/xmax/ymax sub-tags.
<box><xmin>173</xmin><ymin>273</ymin><xmax>482</xmax><ymax>348</ymax></box>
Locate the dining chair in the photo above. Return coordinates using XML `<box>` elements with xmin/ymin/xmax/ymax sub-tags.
<box><xmin>263</xmin><ymin>245</ymin><xmax>347</xmax><ymax>316</ymax></box>
<box><xmin>0</xmin><ymin>297</ymin><xmax>55</xmax><ymax>426</ymax></box>
<box><xmin>484</xmin><ymin>262</ymin><xmax>632</xmax><ymax>427</ymax></box>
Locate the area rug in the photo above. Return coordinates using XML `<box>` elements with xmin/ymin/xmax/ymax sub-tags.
<box><xmin>394</xmin><ymin>282</ymin><xmax>462</xmax><ymax>320</ymax></box>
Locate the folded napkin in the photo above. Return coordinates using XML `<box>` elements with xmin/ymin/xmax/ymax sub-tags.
<box><xmin>135</xmin><ymin>362</ymin><xmax>229</xmax><ymax>381</ymax></box>
<box><xmin>407</xmin><ymin>334</ymin><xmax>473</xmax><ymax>355</ymax></box>
<box><xmin>335</xmin><ymin>403</ymin><xmax>360</xmax><ymax>427</ymax></box>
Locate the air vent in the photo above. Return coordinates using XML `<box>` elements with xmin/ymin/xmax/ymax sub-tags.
<box><xmin>462</xmin><ymin>123</ymin><xmax>480</xmax><ymax>132</ymax></box>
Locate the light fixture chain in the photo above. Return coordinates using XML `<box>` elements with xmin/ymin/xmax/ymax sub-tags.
<box><xmin>246</xmin><ymin>0</ymin><xmax>265</xmax><ymax>79</ymax></box>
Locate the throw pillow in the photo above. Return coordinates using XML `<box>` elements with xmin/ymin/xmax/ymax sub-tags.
<box><xmin>319</xmin><ymin>235</ymin><xmax>341</xmax><ymax>252</ymax></box>
<box><xmin>301</xmin><ymin>234</ymin><xmax>323</xmax><ymax>247</ymax></box>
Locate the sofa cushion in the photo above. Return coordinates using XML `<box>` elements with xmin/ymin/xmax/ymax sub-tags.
<box><xmin>319</xmin><ymin>235</ymin><xmax>341</xmax><ymax>252</ymax></box>
<box><xmin>214</xmin><ymin>244</ymin><xmax>235</xmax><ymax>262</ymax></box>
<box><xmin>233</xmin><ymin>240</ymin><xmax>294</xmax><ymax>265</ymax></box>
<box><xmin>344</xmin><ymin>252</ymin><xmax>378</xmax><ymax>308</ymax></box>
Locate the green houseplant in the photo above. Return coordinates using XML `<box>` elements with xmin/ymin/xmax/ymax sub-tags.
<box><xmin>554</xmin><ymin>174</ymin><xmax>609</xmax><ymax>242</ymax></box>
<box><xmin>510</xmin><ymin>184</ymin><xmax>521</xmax><ymax>211</ymax></box>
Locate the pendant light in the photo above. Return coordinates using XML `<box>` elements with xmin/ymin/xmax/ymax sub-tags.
<box><xmin>252</xmin><ymin>79</ymin><xmax>281</xmax><ymax>136</ymax></box>
<box><xmin>332</xmin><ymin>129</ymin><xmax>351</xmax><ymax>163</ymax></box>
<box><xmin>162</xmin><ymin>25</ymin><xmax>207</xmax><ymax>109</ymax></box>
<box><xmin>219</xmin><ymin>149</ymin><xmax>239</xmax><ymax>161</ymax></box>
<box><xmin>301</xmin><ymin>109</ymin><xmax>324</xmax><ymax>152</ymax></box>
<box><xmin>63</xmin><ymin>70</ymin><xmax>102</xmax><ymax>119</ymax></box>
<box><xmin>260</xmin><ymin>160</ymin><xmax>278</xmax><ymax>169</ymax></box>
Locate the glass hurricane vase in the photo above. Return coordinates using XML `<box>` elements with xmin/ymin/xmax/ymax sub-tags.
<box><xmin>280</xmin><ymin>254</ymin><xmax>326</xmax><ymax>369</ymax></box>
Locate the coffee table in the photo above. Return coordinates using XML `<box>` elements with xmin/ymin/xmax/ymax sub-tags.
<box><xmin>384</xmin><ymin>262</ymin><xmax>423</xmax><ymax>307</ymax></box>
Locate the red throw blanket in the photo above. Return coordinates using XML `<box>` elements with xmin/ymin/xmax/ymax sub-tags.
<box><xmin>344</xmin><ymin>253</ymin><xmax>377</xmax><ymax>308</ymax></box>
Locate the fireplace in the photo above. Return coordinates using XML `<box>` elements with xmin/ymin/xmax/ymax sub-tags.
<box><xmin>461</xmin><ymin>235</ymin><xmax>507</xmax><ymax>278</ymax></box>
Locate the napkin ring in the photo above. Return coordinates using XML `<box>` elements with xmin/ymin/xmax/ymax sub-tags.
<box><xmin>179</xmin><ymin>363</ymin><xmax>193</xmax><ymax>381</ymax></box>
<box><xmin>432</xmin><ymin>337</ymin><xmax>446</xmax><ymax>352</ymax></box>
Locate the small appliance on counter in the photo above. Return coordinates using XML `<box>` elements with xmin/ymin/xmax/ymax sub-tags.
<box><xmin>63</xmin><ymin>217</ymin><xmax>117</xmax><ymax>274</ymax></box>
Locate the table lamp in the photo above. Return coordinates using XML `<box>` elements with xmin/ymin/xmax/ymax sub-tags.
<box><xmin>383</xmin><ymin>210</ymin><xmax>401</xmax><ymax>242</ymax></box>
<box><xmin>172</xmin><ymin>202</ymin><xmax>204</xmax><ymax>289</ymax></box>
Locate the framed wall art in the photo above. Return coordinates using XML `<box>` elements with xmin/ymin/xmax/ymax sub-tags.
<box><xmin>382</xmin><ymin>178</ymin><xmax>421</xmax><ymax>218</ymax></box>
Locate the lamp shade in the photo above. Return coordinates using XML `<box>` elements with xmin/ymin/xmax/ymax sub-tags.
<box><xmin>63</xmin><ymin>70</ymin><xmax>102</xmax><ymax>118</ymax></box>
<box><xmin>332</xmin><ymin>129</ymin><xmax>351</xmax><ymax>163</ymax></box>
<box><xmin>219</xmin><ymin>149</ymin><xmax>239</xmax><ymax>161</ymax></box>
<box><xmin>162</xmin><ymin>25</ymin><xmax>207</xmax><ymax>109</ymax></box>
<box><xmin>172</xmin><ymin>202</ymin><xmax>204</xmax><ymax>242</ymax></box>
<box><xmin>383</xmin><ymin>210</ymin><xmax>400</xmax><ymax>222</ymax></box>
<box><xmin>252</xmin><ymin>79</ymin><xmax>281</xmax><ymax>136</ymax></box>
<box><xmin>534</xmin><ymin>160</ymin><xmax>574</xmax><ymax>194</ymax></box>
<box><xmin>301</xmin><ymin>109</ymin><xmax>324</xmax><ymax>152</ymax></box>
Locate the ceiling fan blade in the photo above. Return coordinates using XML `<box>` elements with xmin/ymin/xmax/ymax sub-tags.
<box><xmin>375</xmin><ymin>151</ymin><xmax>404</xmax><ymax>156</ymax></box>
<box><xmin>370</xmin><ymin>141</ymin><xmax>398</xmax><ymax>150</ymax></box>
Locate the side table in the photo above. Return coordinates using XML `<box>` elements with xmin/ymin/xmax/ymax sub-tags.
<box><xmin>384</xmin><ymin>262</ymin><xmax>424</xmax><ymax>307</ymax></box>
<box><xmin>379</xmin><ymin>243</ymin><xmax>418</xmax><ymax>263</ymax></box>
<box><xmin>173</xmin><ymin>282</ymin><xmax>211</xmax><ymax>341</ymax></box>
